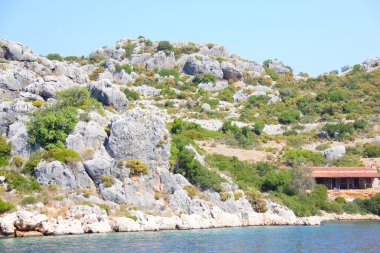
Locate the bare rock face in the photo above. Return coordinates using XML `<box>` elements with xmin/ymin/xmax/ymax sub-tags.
<box><xmin>182</xmin><ymin>54</ymin><xmax>223</xmax><ymax>79</ymax></box>
<box><xmin>0</xmin><ymin>40</ymin><xmax>38</xmax><ymax>62</ymax></box>
<box><xmin>88</xmin><ymin>80</ymin><xmax>129</xmax><ymax>112</ymax></box>
<box><xmin>324</xmin><ymin>146</ymin><xmax>346</xmax><ymax>160</ymax></box>
<box><xmin>145</xmin><ymin>51</ymin><xmax>176</xmax><ymax>70</ymax></box>
<box><xmin>106</xmin><ymin>108</ymin><xmax>170</xmax><ymax>166</ymax></box>
<box><xmin>35</xmin><ymin>161</ymin><xmax>92</xmax><ymax>189</ymax></box>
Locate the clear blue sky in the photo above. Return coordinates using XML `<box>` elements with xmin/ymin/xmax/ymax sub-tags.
<box><xmin>1</xmin><ymin>0</ymin><xmax>379</xmax><ymax>76</ymax></box>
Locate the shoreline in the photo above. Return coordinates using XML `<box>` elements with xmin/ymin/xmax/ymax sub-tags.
<box><xmin>1</xmin><ymin>210</ymin><xmax>379</xmax><ymax>239</ymax></box>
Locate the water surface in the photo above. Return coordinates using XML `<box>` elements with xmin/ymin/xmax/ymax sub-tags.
<box><xmin>1</xmin><ymin>221</ymin><xmax>379</xmax><ymax>253</ymax></box>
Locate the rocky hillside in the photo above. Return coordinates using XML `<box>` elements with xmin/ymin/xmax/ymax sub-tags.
<box><xmin>0</xmin><ymin>37</ymin><xmax>379</xmax><ymax>237</ymax></box>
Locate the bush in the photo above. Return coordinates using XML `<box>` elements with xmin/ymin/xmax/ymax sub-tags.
<box><xmin>220</xmin><ymin>192</ymin><xmax>231</xmax><ymax>201</ymax></box>
<box><xmin>157</xmin><ymin>41</ymin><xmax>174</xmax><ymax>52</ymax></box>
<box><xmin>0</xmin><ymin>199</ymin><xmax>15</xmax><ymax>213</ymax></box>
<box><xmin>335</xmin><ymin>197</ymin><xmax>346</xmax><ymax>204</ymax></box>
<box><xmin>322</xmin><ymin>122</ymin><xmax>355</xmax><ymax>139</ymax></box>
<box><xmin>261</xmin><ymin>171</ymin><xmax>291</xmax><ymax>192</ymax></box>
<box><xmin>0</xmin><ymin>169</ymin><xmax>40</xmax><ymax>193</ymax></box>
<box><xmin>353</xmin><ymin>119</ymin><xmax>367</xmax><ymax>130</ymax></box>
<box><xmin>315</xmin><ymin>143</ymin><xmax>330</xmax><ymax>151</ymax></box>
<box><xmin>22</xmin><ymin>151</ymin><xmax>43</xmax><ymax>176</ymax></box>
<box><xmin>116</xmin><ymin>63</ymin><xmax>132</xmax><ymax>74</ymax></box>
<box><xmin>183</xmin><ymin>185</ymin><xmax>200</xmax><ymax>199</ymax></box>
<box><xmin>154</xmin><ymin>192</ymin><xmax>161</xmax><ymax>200</ymax></box>
<box><xmin>101</xmin><ymin>175</ymin><xmax>114</xmax><ymax>187</ymax></box>
<box><xmin>46</xmin><ymin>53</ymin><xmax>63</xmax><ymax>61</ymax></box>
<box><xmin>32</xmin><ymin>100</ymin><xmax>45</xmax><ymax>108</ymax></box>
<box><xmin>245</xmin><ymin>190</ymin><xmax>268</xmax><ymax>213</ymax></box>
<box><xmin>159</xmin><ymin>68</ymin><xmax>180</xmax><ymax>79</ymax></box>
<box><xmin>278</xmin><ymin>109</ymin><xmax>300</xmax><ymax>124</ymax></box>
<box><xmin>333</xmin><ymin>154</ymin><xmax>364</xmax><ymax>167</ymax></box>
<box><xmin>43</xmin><ymin>147</ymin><xmax>80</xmax><ymax>164</ymax></box>
<box><xmin>364</xmin><ymin>143</ymin><xmax>380</xmax><ymax>158</ymax></box>
<box><xmin>283</xmin><ymin>149</ymin><xmax>326</xmax><ymax>166</ymax></box>
<box><xmin>12</xmin><ymin>156</ymin><xmax>24</xmax><ymax>167</ymax></box>
<box><xmin>56</xmin><ymin>87</ymin><xmax>90</xmax><ymax>108</ymax></box>
<box><xmin>88</xmin><ymin>66</ymin><xmax>105</xmax><ymax>81</ymax></box>
<box><xmin>180</xmin><ymin>43</ymin><xmax>200</xmax><ymax>54</ymax></box>
<box><xmin>171</xmin><ymin>135</ymin><xmax>223</xmax><ymax>192</ymax></box>
<box><xmin>0</xmin><ymin>136</ymin><xmax>11</xmax><ymax>167</ymax></box>
<box><xmin>192</xmin><ymin>73</ymin><xmax>216</xmax><ymax>84</ymax></box>
<box><xmin>27</xmin><ymin>105</ymin><xmax>78</xmax><ymax>148</ymax></box>
<box><xmin>124</xmin><ymin>88</ymin><xmax>140</xmax><ymax>101</ymax></box>
<box><xmin>234</xmin><ymin>191</ymin><xmax>243</xmax><ymax>200</ymax></box>
<box><xmin>21</xmin><ymin>196</ymin><xmax>39</xmax><ymax>205</ymax></box>
<box><xmin>88</xmin><ymin>53</ymin><xmax>105</xmax><ymax>64</ymax></box>
<box><xmin>123</xmin><ymin>43</ymin><xmax>136</xmax><ymax>58</ymax></box>
<box><xmin>127</xmin><ymin>159</ymin><xmax>149</xmax><ymax>176</ymax></box>
<box><xmin>355</xmin><ymin>193</ymin><xmax>380</xmax><ymax>215</ymax></box>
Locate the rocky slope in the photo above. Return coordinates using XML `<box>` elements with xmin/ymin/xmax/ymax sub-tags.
<box><xmin>0</xmin><ymin>38</ymin><xmax>379</xmax><ymax>237</ymax></box>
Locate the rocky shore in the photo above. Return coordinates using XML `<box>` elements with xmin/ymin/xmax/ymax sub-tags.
<box><xmin>1</xmin><ymin>205</ymin><xmax>378</xmax><ymax>238</ymax></box>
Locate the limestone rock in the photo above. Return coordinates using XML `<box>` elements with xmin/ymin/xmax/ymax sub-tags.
<box><xmin>106</xmin><ymin>108</ymin><xmax>170</xmax><ymax>165</ymax></box>
<box><xmin>13</xmin><ymin>211</ymin><xmax>48</xmax><ymax>231</ymax></box>
<box><xmin>182</xmin><ymin>54</ymin><xmax>223</xmax><ymax>79</ymax></box>
<box><xmin>1</xmin><ymin>40</ymin><xmax>37</xmax><ymax>62</ymax></box>
<box><xmin>88</xmin><ymin>80</ymin><xmax>128</xmax><ymax>112</ymax></box>
<box><xmin>324</xmin><ymin>146</ymin><xmax>346</xmax><ymax>160</ymax></box>
<box><xmin>112</xmin><ymin>217</ymin><xmax>141</xmax><ymax>232</ymax></box>
<box><xmin>40</xmin><ymin>219</ymin><xmax>84</xmax><ymax>235</ymax></box>
<box><xmin>35</xmin><ymin>161</ymin><xmax>78</xmax><ymax>190</ymax></box>
<box><xmin>145</xmin><ymin>51</ymin><xmax>175</xmax><ymax>70</ymax></box>
<box><xmin>221</xmin><ymin>61</ymin><xmax>242</xmax><ymax>81</ymax></box>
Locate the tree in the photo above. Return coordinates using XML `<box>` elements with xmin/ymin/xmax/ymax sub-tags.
<box><xmin>288</xmin><ymin>166</ymin><xmax>315</xmax><ymax>195</ymax></box>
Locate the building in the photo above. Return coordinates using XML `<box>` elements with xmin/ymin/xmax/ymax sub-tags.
<box><xmin>311</xmin><ymin>167</ymin><xmax>380</xmax><ymax>190</ymax></box>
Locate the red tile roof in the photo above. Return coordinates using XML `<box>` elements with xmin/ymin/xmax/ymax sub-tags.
<box><xmin>310</xmin><ymin>167</ymin><xmax>380</xmax><ymax>178</ymax></box>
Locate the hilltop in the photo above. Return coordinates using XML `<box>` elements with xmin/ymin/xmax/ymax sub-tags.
<box><xmin>0</xmin><ymin>37</ymin><xmax>379</xmax><ymax>237</ymax></box>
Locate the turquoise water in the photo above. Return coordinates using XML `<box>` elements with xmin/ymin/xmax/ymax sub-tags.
<box><xmin>1</xmin><ymin>221</ymin><xmax>380</xmax><ymax>253</ymax></box>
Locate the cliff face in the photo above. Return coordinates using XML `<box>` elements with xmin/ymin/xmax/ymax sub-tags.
<box><xmin>0</xmin><ymin>38</ymin><xmax>379</xmax><ymax>237</ymax></box>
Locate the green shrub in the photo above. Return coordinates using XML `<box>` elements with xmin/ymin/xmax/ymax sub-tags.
<box><xmin>123</xmin><ymin>43</ymin><xmax>136</xmax><ymax>58</ymax></box>
<box><xmin>183</xmin><ymin>185</ymin><xmax>200</xmax><ymax>199</ymax></box>
<box><xmin>154</xmin><ymin>192</ymin><xmax>161</xmax><ymax>200</ymax></box>
<box><xmin>100</xmin><ymin>175</ymin><xmax>114</xmax><ymax>188</ymax></box>
<box><xmin>322</xmin><ymin>122</ymin><xmax>355</xmax><ymax>139</ymax></box>
<box><xmin>192</xmin><ymin>73</ymin><xmax>216</xmax><ymax>84</ymax></box>
<box><xmin>333</xmin><ymin>155</ymin><xmax>364</xmax><ymax>167</ymax></box>
<box><xmin>88</xmin><ymin>66</ymin><xmax>105</xmax><ymax>81</ymax></box>
<box><xmin>0</xmin><ymin>136</ymin><xmax>11</xmax><ymax>167</ymax></box>
<box><xmin>21</xmin><ymin>196</ymin><xmax>39</xmax><ymax>205</ymax></box>
<box><xmin>171</xmin><ymin>135</ymin><xmax>223</xmax><ymax>192</ymax></box>
<box><xmin>247</xmin><ymin>95</ymin><xmax>269</xmax><ymax>108</ymax></box>
<box><xmin>283</xmin><ymin>149</ymin><xmax>326</xmax><ymax>166</ymax></box>
<box><xmin>127</xmin><ymin>159</ymin><xmax>149</xmax><ymax>176</ymax></box>
<box><xmin>245</xmin><ymin>189</ymin><xmax>268</xmax><ymax>213</ymax></box>
<box><xmin>12</xmin><ymin>156</ymin><xmax>24</xmax><ymax>167</ymax></box>
<box><xmin>278</xmin><ymin>109</ymin><xmax>300</xmax><ymax>124</ymax></box>
<box><xmin>0</xmin><ymin>199</ymin><xmax>15</xmax><ymax>213</ymax></box>
<box><xmin>159</xmin><ymin>68</ymin><xmax>180</xmax><ymax>79</ymax></box>
<box><xmin>88</xmin><ymin>53</ymin><xmax>105</xmax><ymax>64</ymax></box>
<box><xmin>353</xmin><ymin>119</ymin><xmax>368</xmax><ymax>130</ymax></box>
<box><xmin>364</xmin><ymin>143</ymin><xmax>380</xmax><ymax>158</ymax></box>
<box><xmin>46</xmin><ymin>53</ymin><xmax>63</xmax><ymax>61</ymax></box>
<box><xmin>315</xmin><ymin>143</ymin><xmax>330</xmax><ymax>151</ymax></box>
<box><xmin>144</xmin><ymin>40</ymin><xmax>153</xmax><ymax>47</ymax></box>
<box><xmin>220</xmin><ymin>192</ymin><xmax>231</xmax><ymax>201</ymax></box>
<box><xmin>157</xmin><ymin>41</ymin><xmax>174</xmax><ymax>52</ymax></box>
<box><xmin>0</xmin><ymin>169</ymin><xmax>40</xmax><ymax>193</ymax></box>
<box><xmin>335</xmin><ymin>197</ymin><xmax>346</xmax><ymax>204</ymax></box>
<box><xmin>261</xmin><ymin>171</ymin><xmax>291</xmax><ymax>192</ymax></box>
<box><xmin>180</xmin><ymin>43</ymin><xmax>200</xmax><ymax>54</ymax></box>
<box><xmin>124</xmin><ymin>88</ymin><xmax>140</xmax><ymax>101</ymax></box>
<box><xmin>27</xmin><ymin>105</ymin><xmax>78</xmax><ymax>148</ymax></box>
<box><xmin>22</xmin><ymin>151</ymin><xmax>43</xmax><ymax>176</ymax></box>
<box><xmin>64</xmin><ymin>56</ymin><xmax>79</xmax><ymax>62</ymax></box>
<box><xmin>217</xmin><ymin>87</ymin><xmax>234</xmax><ymax>102</ymax></box>
<box><xmin>116</xmin><ymin>63</ymin><xmax>133</xmax><ymax>74</ymax></box>
<box><xmin>234</xmin><ymin>191</ymin><xmax>243</xmax><ymax>200</ymax></box>
<box><xmin>32</xmin><ymin>100</ymin><xmax>45</xmax><ymax>108</ymax></box>
<box><xmin>43</xmin><ymin>147</ymin><xmax>80</xmax><ymax>164</ymax></box>
<box><xmin>56</xmin><ymin>87</ymin><xmax>90</xmax><ymax>107</ymax></box>
<box><xmin>355</xmin><ymin>193</ymin><xmax>380</xmax><ymax>215</ymax></box>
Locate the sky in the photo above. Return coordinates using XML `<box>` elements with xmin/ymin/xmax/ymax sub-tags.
<box><xmin>1</xmin><ymin>0</ymin><xmax>379</xmax><ymax>76</ymax></box>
